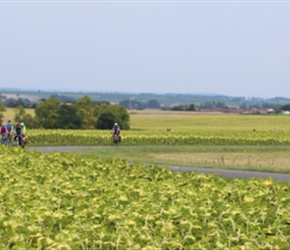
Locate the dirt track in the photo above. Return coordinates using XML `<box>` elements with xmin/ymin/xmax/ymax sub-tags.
<box><xmin>28</xmin><ymin>146</ymin><xmax>290</xmax><ymax>183</ymax></box>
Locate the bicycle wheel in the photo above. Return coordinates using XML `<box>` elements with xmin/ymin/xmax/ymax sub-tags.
<box><xmin>112</xmin><ymin>134</ymin><xmax>119</xmax><ymax>144</ymax></box>
<box><xmin>6</xmin><ymin>135</ymin><xmax>12</xmax><ymax>147</ymax></box>
<box><xmin>1</xmin><ymin>135</ymin><xmax>7</xmax><ymax>145</ymax></box>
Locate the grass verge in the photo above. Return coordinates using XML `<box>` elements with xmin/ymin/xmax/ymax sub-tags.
<box><xmin>74</xmin><ymin>145</ymin><xmax>290</xmax><ymax>174</ymax></box>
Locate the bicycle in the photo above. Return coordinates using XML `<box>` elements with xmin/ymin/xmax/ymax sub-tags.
<box><xmin>6</xmin><ymin>133</ymin><xmax>13</xmax><ymax>147</ymax></box>
<box><xmin>112</xmin><ymin>133</ymin><xmax>121</xmax><ymax>145</ymax></box>
<box><xmin>1</xmin><ymin>134</ymin><xmax>7</xmax><ymax>145</ymax></box>
<box><xmin>14</xmin><ymin>134</ymin><xmax>25</xmax><ymax>148</ymax></box>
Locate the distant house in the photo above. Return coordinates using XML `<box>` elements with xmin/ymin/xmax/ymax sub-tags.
<box><xmin>241</xmin><ymin>108</ymin><xmax>275</xmax><ymax>115</ymax></box>
<box><xmin>258</xmin><ymin>108</ymin><xmax>274</xmax><ymax>114</ymax></box>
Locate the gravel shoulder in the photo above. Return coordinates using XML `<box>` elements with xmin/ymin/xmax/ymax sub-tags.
<box><xmin>28</xmin><ymin>146</ymin><xmax>290</xmax><ymax>183</ymax></box>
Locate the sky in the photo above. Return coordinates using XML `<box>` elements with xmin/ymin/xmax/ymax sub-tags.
<box><xmin>0</xmin><ymin>0</ymin><xmax>290</xmax><ymax>98</ymax></box>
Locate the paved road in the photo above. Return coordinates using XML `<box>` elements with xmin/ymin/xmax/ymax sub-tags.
<box><xmin>28</xmin><ymin>146</ymin><xmax>290</xmax><ymax>183</ymax></box>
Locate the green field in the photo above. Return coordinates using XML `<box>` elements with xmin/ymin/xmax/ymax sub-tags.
<box><xmin>3</xmin><ymin>108</ymin><xmax>35</xmax><ymax>122</ymax></box>
<box><xmin>129</xmin><ymin>110</ymin><xmax>290</xmax><ymax>132</ymax></box>
<box><xmin>74</xmin><ymin>145</ymin><xmax>290</xmax><ymax>174</ymax></box>
<box><xmin>1</xmin><ymin>110</ymin><xmax>290</xmax><ymax>249</ymax></box>
<box><xmin>0</xmin><ymin>146</ymin><xmax>289</xmax><ymax>249</ymax></box>
<box><xmin>3</xmin><ymin>109</ymin><xmax>290</xmax><ymax>173</ymax></box>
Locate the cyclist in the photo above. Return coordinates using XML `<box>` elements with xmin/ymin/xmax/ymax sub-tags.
<box><xmin>112</xmin><ymin>122</ymin><xmax>121</xmax><ymax>144</ymax></box>
<box><xmin>20</xmin><ymin>122</ymin><xmax>26</xmax><ymax>135</ymax></box>
<box><xmin>112</xmin><ymin>122</ymin><xmax>121</xmax><ymax>135</ymax></box>
<box><xmin>5</xmin><ymin>120</ymin><xmax>14</xmax><ymax>146</ymax></box>
<box><xmin>14</xmin><ymin>123</ymin><xmax>23</xmax><ymax>146</ymax></box>
<box><xmin>1</xmin><ymin>123</ymin><xmax>7</xmax><ymax>145</ymax></box>
<box><xmin>20</xmin><ymin>122</ymin><xmax>27</xmax><ymax>145</ymax></box>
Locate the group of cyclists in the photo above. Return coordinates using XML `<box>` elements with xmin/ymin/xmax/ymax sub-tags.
<box><xmin>0</xmin><ymin>120</ymin><xmax>27</xmax><ymax>147</ymax></box>
<box><xmin>1</xmin><ymin>121</ymin><xmax>119</xmax><ymax>146</ymax></box>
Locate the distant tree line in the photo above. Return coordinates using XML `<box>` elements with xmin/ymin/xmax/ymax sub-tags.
<box><xmin>49</xmin><ymin>94</ymin><xmax>77</xmax><ymax>103</ymax></box>
<box><xmin>0</xmin><ymin>96</ymin><xmax>130</xmax><ymax>130</ymax></box>
<box><xmin>119</xmin><ymin>99</ymin><xmax>161</xmax><ymax>109</ymax></box>
<box><xmin>239</xmin><ymin>101</ymin><xmax>281</xmax><ymax>110</ymax></box>
<box><xmin>2</xmin><ymin>97</ymin><xmax>37</xmax><ymax>108</ymax></box>
<box><xmin>167</xmin><ymin>104</ymin><xmax>196</xmax><ymax>111</ymax></box>
<box><xmin>199</xmin><ymin>101</ymin><xmax>227</xmax><ymax>109</ymax></box>
<box><xmin>276</xmin><ymin>104</ymin><xmax>290</xmax><ymax>113</ymax></box>
<box><xmin>2</xmin><ymin>92</ymin><xmax>290</xmax><ymax>129</ymax></box>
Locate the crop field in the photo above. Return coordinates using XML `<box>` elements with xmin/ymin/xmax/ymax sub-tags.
<box><xmin>0</xmin><ymin>146</ymin><xmax>289</xmax><ymax>249</ymax></box>
<box><xmin>2</xmin><ymin>108</ymin><xmax>35</xmax><ymax>122</ymax></box>
<box><xmin>25</xmin><ymin>129</ymin><xmax>290</xmax><ymax>146</ymax></box>
<box><xmin>3</xmin><ymin>109</ymin><xmax>290</xmax><ymax>171</ymax></box>
<box><xmin>7</xmin><ymin>112</ymin><xmax>289</xmax><ymax>146</ymax></box>
<box><xmin>129</xmin><ymin>111</ymin><xmax>290</xmax><ymax>132</ymax></box>
<box><xmin>1</xmin><ymin>111</ymin><xmax>290</xmax><ymax>248</ymax></box>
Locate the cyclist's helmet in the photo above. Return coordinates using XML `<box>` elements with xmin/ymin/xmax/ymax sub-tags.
<box><xmin>114</xmin><ymin>123</ymin><xmax>118</xmax><ymax>126</ymax></box>
<box><xmin>20</xmin><ymin>122</ymin><xmax>25</xmax><ymax>126</ymax></box>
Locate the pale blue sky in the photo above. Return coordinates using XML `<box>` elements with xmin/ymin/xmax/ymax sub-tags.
<box><xmin>0</xmin><ymin>1</ymin><xmax>290</xmax><ymax>98</ymax></box>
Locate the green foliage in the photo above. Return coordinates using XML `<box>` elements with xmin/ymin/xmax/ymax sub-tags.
<box><xmin>187</xmin><ymin>103</ymin><xmax>196</xmax><ymax>111</ymax></box>
<box><xmin>0</xmin><ymin>146</ymin><xmax>289</xmax><ymax>249</ymax></box>
<box><xmin>147</xmin><ymin>99</ymin><xmax>160</xmax><ymax>109</ymax></box>
<box><xmin>171</xmin><ymin>105</ymin><xmax>184</xmax><ymax>111</ymax></box>
<box><xmin>56</xmin><ymin>104</ymin><xmax>82</xmax><ymax>129</ymax></box>
<box><xmin>280</xmin><ymin>103</ymin><xmax>290</xmax><ymax>111</ymax></box>
<box><xmin>119</xmin><ymin>99</ymin><xmax>144</xmax><ymax>109</ymax></box>
<box><xmin>13</xmin><ymin>105</ymin><xmax>38</xmax><ymax>128</ymax></box>
<box><xmin>0</xmin><ymin>102</ymin><xmax>5</xmax><ymax>124</ymax></box>
<box><xmin>32</xmin><ymin>96</ymin><xmax>130</xmax><ymax>130</ymax></box>
<box><xmin>4</xmin><ymin>98</ymin><xmax>35</xmax><ymax>108</ymax></box>
<box><xmin>96</xmin><ymin>103</ymin><xmax>130</xmax><ymax>130</ymax></box>
<box><xmin>76</xmin><ymin>96</ymin><xmax>96</xmax><ymax>129</ymax></box>
<box><xmin>35</xmin><ymin>98</ymin><xmax>61</xmax><ymax>129</ymax></box>
<box><xmin>95</xmin><ymin>112</ymin><xmax>115</xmax><ymax>129</ymax></box>
<box><xmin>50</xmin><ymin>94</ymin><xmax>76</xmax><ymax>103</ymax></box>
<box><xmin>200</xmin><ymin>101</ymin><xmax>227</xmax><ymax>109</ymax></box>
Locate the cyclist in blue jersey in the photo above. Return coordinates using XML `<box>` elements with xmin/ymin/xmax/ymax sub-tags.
<box><xmin>5</xmin><ymin>120</ymin><xmax>14</xmax><ymax>146</ymax></box>
<box><xmin>6</xmin><ymin>120</ymin><xmax>14</xmax><ymax>136</ymax></box>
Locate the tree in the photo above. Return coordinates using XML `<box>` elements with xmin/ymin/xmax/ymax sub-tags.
<box><xmin>119</xmin><ymin>99</ymin><xmax>144</xmax><ymax>110</ymax></box>
<box><xmin>280</xmin><ymin>104</ymin><xmax>290</xmax><ymax>111</ymax></box>
<box><xmin>35</xmin><ymin>98</ymin><xmax>61</xmax><ymax>129</ymax></box>
<box><xmin>76</xmin><ymin>96</ymin><xmax>96</xmax><ymax>129</ymax></box>
<box><xmin>0</xmin><ymin>102</ymin><xmax>6</xmax><ymax>124</ymax></box>
<box><xmin>14</xmin><ymin>105</ymin><xmax>24</xmax><ymax>122</ymax></box>
<box><xmin>187</xmin><ymin>104</ymin><xmax>196</xmax><ymax>111</ymax></box>
<box><xmin>56</xmin><ymin>104</ymin><xmax>82</xmax><ymax>129</ymax></box>
<box><xmin>95</xmin><ymin>112</ymin><xmax>115</xmax><ymax>129</ymax></box>
<box><xmin>95</xmin><ymin>103</ymin><xmax>130</xmax><ymax>130</ymax></box>
<box><xmin>171</xmin><ymin>105</ymin><xmax>184</xmax><ymax>111</ymax></box>
<box><xmin>50</xmin><ymin>94</ymin><xmax>76</xmax><ymax>103</ymax></box>
<box><xmin>146</xmin><ymin>99</ymin><xmax>160</xmax><ymax>109</ymax></box>
<box><xmin>14</xmin><ymin>105</ymin><xmax>37</xmax><ymax>128</ymax></box>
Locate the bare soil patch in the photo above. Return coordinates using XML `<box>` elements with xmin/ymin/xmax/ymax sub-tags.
<box><xmin>150</xmin><ymin>152</ymin><xmax>290</xmax><ymax>171</ymax></box>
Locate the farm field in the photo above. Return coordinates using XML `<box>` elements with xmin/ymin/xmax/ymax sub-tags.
<box><xmin>1</xmin><ymin>110</ymin><xmax>290</xmax><ymax>248</ymax></box>
<box><xmin>2</xmin><ymin>108</ymin><xmax>290</xmax><ymax>172</ymax></box>
<box><xmin>129</xmin><ymin>110</ymin><xmax>290</xmax><ymax>132</ymax></box>
<box><xmin>74</xmin><ymin>145</ymin><xmax>290</xmax><ymax>174</ymax></box>
<box><xmin>0</xmin><ymin>146</ymin><xmax>289</xmax><ymax>249</ymax></box>
<box><xmin>2</xmin><ymin>108</ymin><xmax>35</xmax><ymax>122</ymax></box>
